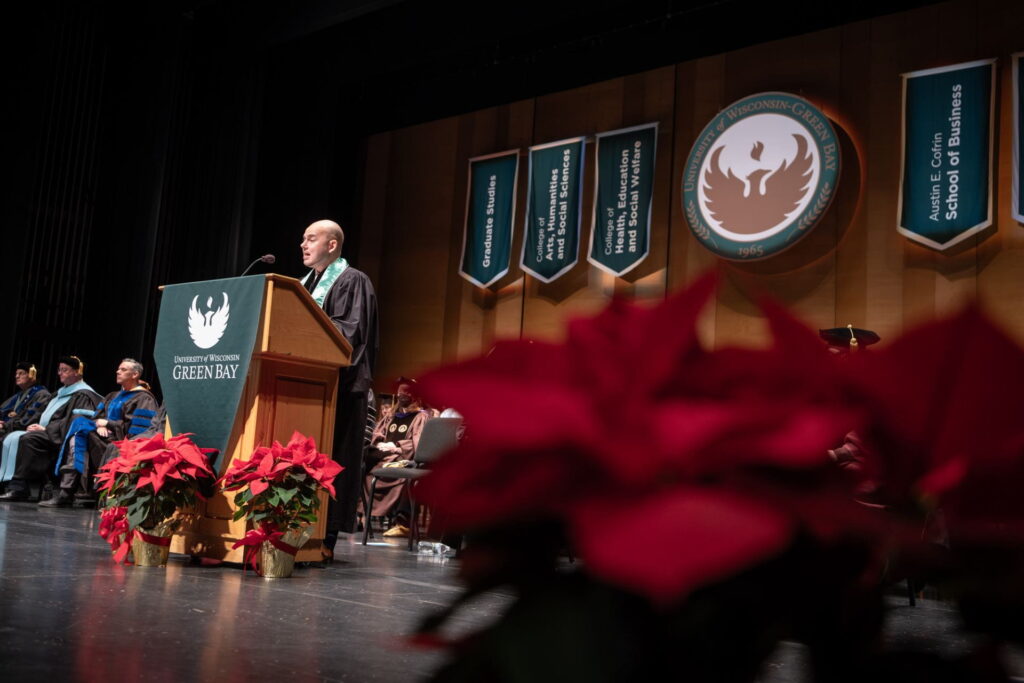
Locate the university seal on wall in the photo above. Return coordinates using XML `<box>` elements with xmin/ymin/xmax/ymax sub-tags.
<box><xmin>682</xmin><ymin>92</ymin><xmax>840</xmax><ymax>260</ymax></box>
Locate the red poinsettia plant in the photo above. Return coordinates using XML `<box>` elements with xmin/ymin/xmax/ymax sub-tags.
<box><xmin>96</xmin><ymin>433</ymin><xmax>217</xmax><ymax>563</ymax></box>
<box><xmin>410</xmin><ymin>273</ymin><xmax>1024</xmax><ymax>683</ymax></box>
<box><xmin>220</xmin><ymin>431</ymin><xmax>342</xmax><ymax>566</ymax></box>
<box><xmin>418</xmin><ymin>273</ymin><xmax>875</xmax><ymax>602</ymax></box>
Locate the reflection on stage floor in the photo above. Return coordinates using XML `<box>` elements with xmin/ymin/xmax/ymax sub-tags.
<box><xmin>1</xmin><ymin>504</ymin><xmax>1019</xmax><ymax>681</ymax></box>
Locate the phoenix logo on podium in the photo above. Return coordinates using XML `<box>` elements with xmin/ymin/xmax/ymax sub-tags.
<box><xmin>682</xmin><ymin>92</ymin><xmax>841</xmax><ymax>260</ymax></box>
<box><xmin>188</xmin><ymin>293</ymin><xmax>230</xmax><ymax>349</ymax></box>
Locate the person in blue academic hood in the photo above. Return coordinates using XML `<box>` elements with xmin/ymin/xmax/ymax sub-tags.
<box><xmin>300</xmin><ymin>219</ymin><xmax>380</xmax><ymax>559</ymax></box>
<box><xmin>0</xmin><ymin>356</ymin><xmax>101</xmax><ymax>502</ymax></box>
<box><xmin>0</xmin><ymin>362</ymin><xmax>50</xmax><ymax>437</ymax></box>
<box><xmin>49</xmin><ymin>358</ymin><xmax>158</xmax><ymax>507</ymax></box>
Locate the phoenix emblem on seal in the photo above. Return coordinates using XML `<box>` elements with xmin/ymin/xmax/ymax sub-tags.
<box><xmin>702</xmin><ymin>133</ymin><xmax>814</xmax><ymax>236</ymax></box>
<box><xmin>682</xmin><ymin>93</ymin><xmax>840</xmax><ymax>261</ymax></box>
<box><xmin>188</xmin><ymin>293</ymin><xmax>230</xmax><ymax>349</ymax></box>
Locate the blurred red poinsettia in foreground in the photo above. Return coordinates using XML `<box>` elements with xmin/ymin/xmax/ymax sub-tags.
<box><xmin>417</xmin><ymin>273</ymin><xmax>885</xmax><ymax>603</ymax></box>
<box><xmin>849</xmin><ymin>306</ymin><xmax>1024</xmax><ymax>541</ymax></box>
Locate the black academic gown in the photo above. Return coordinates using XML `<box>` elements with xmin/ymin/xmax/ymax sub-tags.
<box><xmin>321</xmin><ymin>266</ymin><xmax>380</xmax><ymax>394</ymax></box>
<box><xmin>57</xmin><ymin>388</ymin><xmax>159</xmax><ymax>492</ymax></box>
<box><xmin>319</xmin><ymin>266</ymin><xmax>380</xmax><ymax>536</ymax></box>
<box><xmin>11</xmin><ymin>388</ymin><xmax>101</xmax><ymax>489</ymax></box>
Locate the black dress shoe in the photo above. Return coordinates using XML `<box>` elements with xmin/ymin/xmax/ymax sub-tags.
<box><xmin>74</xmin><ymin>492</ymin><xmax>97</xmax><ymax>508</ymax></box>
<box><xmin>38</xmin><ymin>491</ymin><xmax>73</xmax><ymax>508</ymax></box>
<box><xmin>0</xmin><ymin>489</ymin><xmax>30</xmax><ymax>502</ymax></box>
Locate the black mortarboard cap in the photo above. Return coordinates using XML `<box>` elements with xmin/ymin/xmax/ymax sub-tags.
<box><xmin>14</xmin><ymin>362</ymin><xmax>37</xmax><ymax>379</ymax></box>
<box><xmin>58</xmin><ymin>355</ymin><xmax>84</xmax><ymax>373</ymax></box>
<box><xmin>818</xmin><ymin>325</ymin><xmax>880</xmax><ymax>349</ymax></box>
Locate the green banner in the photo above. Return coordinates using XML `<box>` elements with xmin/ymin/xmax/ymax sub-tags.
<box><xmin>521</xmin><ymin>137</ymin><xmax>585</xmax><ymax>283</ymax></box>
<box><xmin>153</xmin><ymin>275</ymin><xmax>264</xmax><ymax>469</ymax></box>
<box><xmin>459</xmin><ymin>150</ymin><xmax>520</xmax><ymax>287</ymax></box>
<box><xmin>899</xmin><ymin>59</ymin><xmax>994</xmax><ymax>249</ymax></box>
<box><xmin>589</xmin><ymin>124</ymin><xmax>657</xmax><ymax>276</ymax></box>
<box><xmin>1014</xmin><ymin>53</ymin><xmax>1024</xmax><ymax>223</ymax></box>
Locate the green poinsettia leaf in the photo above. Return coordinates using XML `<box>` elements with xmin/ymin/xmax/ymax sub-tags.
<box><xmin>127</xmin><ymin>507</ymin><xmax>148</xmax><ymax>529</ymax></box>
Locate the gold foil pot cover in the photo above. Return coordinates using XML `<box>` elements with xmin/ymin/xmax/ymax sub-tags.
<box><xmin>259</xmin><ymin>527</ymin><xmax>312</xmax><ymax>579</ymax></box>
<box><xmin>131</xmin><ymin>520</ymin><xmax>175</xmax><ymax>567</ymax></box>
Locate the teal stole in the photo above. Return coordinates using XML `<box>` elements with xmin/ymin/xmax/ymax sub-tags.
<box><xmin>1</xmin><ymin>380</ymin><xmax>95</xmax><ymax>482</ymax></box>
<box><xmin>39</xmin><ymin>380</ymin><xmax>95</xmax><ymax>427</ymax></box>
<box><xmin>301</xmin><ymin>257</ymin><xmax>348</xmax><ymax>307</ymax></box>
<box><xmin>0</xmin><ymin>433</ymin><xmax>20</xmax><ymax>482</ymax></box>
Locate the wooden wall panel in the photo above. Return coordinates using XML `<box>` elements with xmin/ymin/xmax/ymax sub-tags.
<box><xmin>670</xmin><ymin>56</ymin><xmax>725</xmax><ymax>348</ymax></box>
<box><xmin>854</xmin><ymin>12</ymin><xmax>911</xmax><ymax>344</ymax></box>
<box><xmin>358</xmin><ymin>0</ymin><xmax>1024</xmax><ymax>389</ymax></box>
<box><xmin>370</xmin><ymin>118</ymin><xmax>461</xmax><ymax>383</ymax></box>
<box><xmin>832</xmin><ymin>18</ymin><xmax>872</xmax><ymax>331</ymax></box>
<box><xmin>357</xmin><ymin>132</ymin><xmax>392</xmax><ymax>287</ymax></box>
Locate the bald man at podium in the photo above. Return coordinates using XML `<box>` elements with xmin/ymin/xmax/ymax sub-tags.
<box><xmin>300</xmin><ymin>219</ymin><xmax>380</xmax><ymax>558</ymax></box>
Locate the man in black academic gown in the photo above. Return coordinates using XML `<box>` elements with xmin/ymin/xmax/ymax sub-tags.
<box><xmin>0</xmin><ymin>362</ymin><xmax>50</xmax><ymax>437</ymax></box>
<box><xmin>300</xmin><ymin>219</ymin><xmax>380</xmax><ymax>556</ymax></box>
<box><xmin>46</xmin><ymin>358</ymin><xmax>159</xmax><ymax>507</ymax></box>
<box><xmin>0</xmin><ymin>356</ymin><xmax>101</xmax><ymax>502</ymax></box>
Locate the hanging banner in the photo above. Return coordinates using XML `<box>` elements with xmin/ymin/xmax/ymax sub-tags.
<box><xmin>588</xmin><ymin>123</ymin><xmax>658</xmax><ymax>276</ymax></box>
<box><xmin>153</xmin><ymin>275</ymin><xmax>264</xmax><ymax>470</ymax></box>
<box><xmin>1013</xmin><ymin>53</ymin><xmax>1024</xmax><ymax>223</ymax></box>
<box><xmin>521</xmin><ymin>137</ymin><xmax>586</xmax><ymax>283</ymax></box>
<box><xmin>898</xmin><ymin>59</ymin><xmax>995</xmax><ymax>249</ymax></box>
<box><xmin>682</xmin><ymin>92</ymin><xmax>841</xmax><ymax>261</ymax></box>
<box><xmin>459</xmin><ymin>150</ymin><xmax>520</xmax><ymax>287</ymax></box>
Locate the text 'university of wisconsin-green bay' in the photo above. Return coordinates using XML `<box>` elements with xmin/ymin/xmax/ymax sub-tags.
<box><xmin>171</xmin><ymin>353</ymin><xmax>241</xmax><ymax>380</ymax></box>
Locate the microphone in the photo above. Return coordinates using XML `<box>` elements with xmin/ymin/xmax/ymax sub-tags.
<box><xmin>240</xmin><ymin>254</ymin><xmax>276</xmax><ymax>276</ymax></box>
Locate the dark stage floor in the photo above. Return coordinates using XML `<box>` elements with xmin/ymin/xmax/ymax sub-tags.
<box><xmin>0</xmin><ymin>504</ymin><xmax>508</xmax><ymax>682</ymax></box>
<box><xmin>1</xmin><ymin>503</ymin><xmax>1021</xmax><ymax>682</ymax></box>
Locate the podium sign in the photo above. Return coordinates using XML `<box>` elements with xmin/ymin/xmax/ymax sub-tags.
<box><xmin>154</xmin><ymin>275</ymin><xmax>264</xmax><ymax>469</ymax></box>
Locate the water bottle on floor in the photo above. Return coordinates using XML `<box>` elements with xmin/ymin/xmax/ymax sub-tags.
<box><xmin>418</xmin><ymin>541</ymin><xmax>453</xmax><ymax>556</ymax></box>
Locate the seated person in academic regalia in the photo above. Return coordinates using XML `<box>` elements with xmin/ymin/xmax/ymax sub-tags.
<box><xmin>361</xmin><ymin>378</ymin><xmax>429</xmax><ymax>538</ymax></box>
<box><xmin>0</xmin><ymin>356</ymin><xmax>101</xmax><ymax>503</ymax></box>
<box><xmin>0</xmin><ymin>362</ymin><xmax>50</xmax><ymax>437</ymax></box>
<box><xmin>51</xmin><ymin>358</ymin><xmax>159</xmax><ymax>505</ymax></box>
<box><xmin>0</xmin><ymin>363</ymin><xmax>52</xmax><ymax>489</ymax></box>
<box><xmin>820</xmin><ymin>325</ymin><xmax>882</xmax><ymax>501</ymax></box>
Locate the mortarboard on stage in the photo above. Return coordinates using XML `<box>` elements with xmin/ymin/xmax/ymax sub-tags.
<box><xmin>818</xmin><ymin>325</ymin><xmax>880</xmax><ymax>349</ymax></box>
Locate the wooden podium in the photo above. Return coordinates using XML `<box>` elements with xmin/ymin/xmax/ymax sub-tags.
<box><xmin>168</xmin><ymin>274</ymin><xmax>352</xmax><ymax>563</ymax></box>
